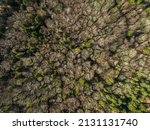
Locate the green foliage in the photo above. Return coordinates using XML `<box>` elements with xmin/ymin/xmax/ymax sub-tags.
<box><xmin>135</xmin><ymin>71</ymin><xmax>146</xmax><ymax>78</ymax></box>
<box><xmin>138</xmin><ymin>104</ymin><xmax>147</xmax><ymax>112</ymax></box>
<box><xmin>78</xmin><ymin>78</ymin><xmax>85</xmax><ymax>86</ymax></box>
<box><xmin>34</xmin><ymin>16</ymin><xmax>40</xmax><ymax>24</ymax></box>
<box><xmin>129</xmin><ymin>0</ymin><xmax>135</xmax><ymax>3</ymax></box>
<box><xmin>12</xmin><ymin>45</ymin><xmax>37</xmax><ymax>58</ymax></box>
<box><xmin>112</xmin><ymin>37</ymin><xmax>123</xmax><ymax>45</ymax></box>
<box><xmin>143</xmin><ymin>47</ymin><xmax>150</xmax><ymax>55</ymax></box>
<box><xmin>83</xmin><ymin>42</ymin><xmax>91</xmax><ymax>48</ymax></box>
<box><xmin>124</xmin><ymin>70</ymin><xmax>150</xmax><ymax>112</ymax></box>
<box><xmin>128</xmin><ymin>0</ymin><xmax>143</xmax><ymax>4</ymax></box>
<box><xmin>98</xmin><ymin>100</ymin><xmax>106</xmax><ymax>107</ymax></box>
<box><xmin>137</xmin><ymin>0</ymin><xmax>143</xmax><ymax>4</ymax></box>
<box><xmin>22</xmin><ymin>0</ymin><xmax>28</xmax><ymax>5</ymax></box>
<box><xmin>15</xmin><ymin>66</ymin><xmax>29</xmax><ymax>72</ymax></box>
<box><xmin>146</xmin><ymin>7</ymin><xmax>150</xmax><ymax>16</ymax></box>
<box><xmin>22</xmin><ymin>15</ymin><xmax>44</xmax><ymax>40</ymax></box>
<box><xmin>105</xmin><ymin>78</ymin><xmax>114</xmax><ymax>85</ymax></box>
<box><xmin>80</xmin><ymin>38</ymin><xmax>93</xmax><ymax>49</ymax></box>
<box><xmin>101</xmin><ymin>70</ymin><xmax>150</xmax><ymax>112</ymax></box>
<box><xmin>75</xmin><ymin>87</ymin><xmax>80</xmax><ymax>95</ymax></box>
<box><xmin>84</xmin><ymin>83</ymin><xmax>90</xmax><ymax>91</ymax></box>
<box><xmin>19</xmin><ymin>0</ymin><xmax>28</xmax><ymax>9</ymax></box>
<box><xmin>128</xmin><ymin>102</ymin><xmax>137</xmax><ymax>112</ymax></box>
<box><xmin>12</xmin><ymin>65</ymin><xmax>30</xmax><ymax>79</ymax></box>
<box><xmin>106</xmin><ymin>95</ymin><xmax>116</xmax><ymax>103</ymax></box>
<box><xmin>127</xmin><ymin>30</ymin><xmax>134</xmax><ymax>37</ymax></box>
<box><xmin>0</xmin><ymin>106</ymin><xmax>10</xmax><ymax>112</ymax></box>
<box><xmin>33</xmin><ymin>71</ymin><xmax>43</xmax><ymax>79</ymax></box>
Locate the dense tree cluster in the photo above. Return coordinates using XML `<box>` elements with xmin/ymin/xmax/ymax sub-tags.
<box><xmin>0</xmin><ymin>0</ymin><xmax>150</xmax><ymax>112</ymax></box>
